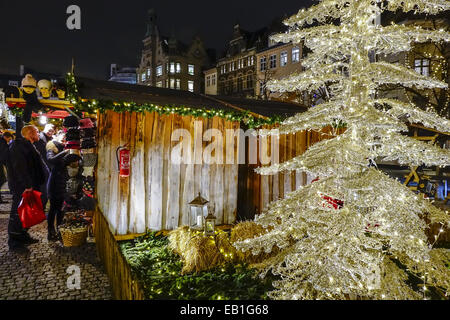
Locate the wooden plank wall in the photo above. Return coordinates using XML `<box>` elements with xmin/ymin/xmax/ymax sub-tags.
<box><xmin>250</xmin><ymin>126</ymin><xmax>345</xmax><ymax>215</ymax></box>
<box><xmin>93</xmin><ymin>209</ymin><xmax>145</xmax><ymax>300</ymax></box>
<box><xmin>97</xmin><ymin>110</ymin><xmax>240</xmax><ymax>235</ymax></box>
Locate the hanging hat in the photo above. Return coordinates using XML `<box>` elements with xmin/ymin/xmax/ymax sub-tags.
<box><xmin>64</xmin><ymin>149</ymin><xmax>82</xmax><ymax>164</ymax></box>
<box><xmin>82</xmin><ymin>178</ymin><xmax>95</xmax><ymax>195</ymax></box>
<box><xmin>64</xmin><ymin>141</ymin><xmax>81</xmax><ymax>150</ymax></box>
<box><xmin>79</xmin><ymin>118</ymin><xmax>94</xmax><ymax>129</ymax></box>
<box><xmin>63</xmin><ymin>115</ymin><xmax>80</xmax><ymax>128</ymax></box>
<box><xmin>81</xmin><ymin>128</ymin><xmax>96</xmax><ymax>138</ymax></box>
<box><xmin>81</xmin><ymin>148</ymin><xmax>95</xmax><ymax>155</ymax></box>
<box><xmin>66</xmin><ymin>128</ymin><xmax>81</xmax><ymax>141</ymax></box>
<box><xmin>81</xmin><ymin>137</ymin><xmax>96</xmax><ymax>149</ymax></box>
<box><xmin>21</xmin><ymin>74</ymin><xmax>37</xmax><ymax>88</ymax></box>
<box><xmin>66</xmin><ymin>178</ymin><xmax>81</xmax><ymax>195</ymax></box>
<box><xmin>82</xmin><ymin>153</ymin><xmax>97</xmax><ymax>167</ymax></box>
<box><xmin>82</xmin><ymin>166</ymin><xmax>95</xmax><ymax>177</ymax></box>
<box><xmin>67</xmin><ymin>166</ymin><xmax>79</xmax><ymax>178</ymax></box>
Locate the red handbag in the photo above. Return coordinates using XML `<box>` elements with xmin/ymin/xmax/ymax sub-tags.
<box><xmin>18</xmin><ymin>190</ymin><xmax>46</xmax><ymax>229</ymax></box>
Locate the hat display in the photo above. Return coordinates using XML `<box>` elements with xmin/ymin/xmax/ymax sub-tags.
<box><xmin>63</xmin><ymin>115</ymin><xmax>80</xmax><ymax>128</ymax></box>
<box><xmin>79</xmin><ymin>118</ymin><xmax>95</xmax><ymax>129</ymax></box>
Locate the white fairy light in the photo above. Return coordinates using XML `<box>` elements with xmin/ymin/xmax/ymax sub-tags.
<box><xmin>234</xmin><ymin>0</ymin><xmax>450</xmax><ymax>300</ymax></box>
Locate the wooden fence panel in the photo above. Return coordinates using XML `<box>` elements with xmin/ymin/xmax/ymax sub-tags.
<box><xmin>97</xmin><ymin>111</ymin><xmax>240</xmax><ymax>235</ymax></box>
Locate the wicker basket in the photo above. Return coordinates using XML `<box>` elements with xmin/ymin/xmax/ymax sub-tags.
<box><xmin>60</xmin><ymin>226</ymin><xmax>88</xmax><ymax>247</ymax></box>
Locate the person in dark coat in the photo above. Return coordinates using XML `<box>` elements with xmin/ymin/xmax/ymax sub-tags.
<box><xmin>0</xmin><ymin>132</ymin><xmax>13</xmax><ymax>203</ymax></box>
<box><xmin>6</xmin><ymin>125</ymin><xmax>48</xmax><ymax>252</ymax></box>
<box><xmin>34</xmin><ymin>124</ymin><xmax>55</xmax><ymax>210</ymax></box>
<box><xmin>45</xmin><ymin>131</ymin><xmax>69</xmax><ymax>240</ymax></box>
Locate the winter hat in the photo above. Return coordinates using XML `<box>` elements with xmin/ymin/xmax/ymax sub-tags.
<box><xmin>79</xmin><ymin>118</ymin><xmax>94</xmax><ymax>129</ymax></box>
<box><xmin>66</xmin><ymin>128</ymin><xmax>81</xmax><ymax>141</ymax></box>
<box><xmin>66</xmin><ymin>178</ymin><xmax>80</xmax><ymax>195</ymax></box>
<box><xmin>82</xmin><ymin>153</ymin><xmax>97</xmax><ymax>167</ymax></box>
<box><xmin>64</xmin><ymin>141</ymin><xmax>81</xmax><ymax>150</ymax></box>
<box><xmin>21</xmin><ymin>74</ymin><xmax>37</xmax><ymax>88</ymax></box>
<box><xmin>82</xmin><ymin>166</ymin><xmax>94</xmax><ymax>177</ymax></box>
<box><xmin>63</xmin><ymin>115</ymin><xmax>79</xmax><ymax>128</ymax></box>
<box><xmin>82</xmin><ymin>178</ymin><xmax>94</xmax><ymax>195</ymax></box>
<box><xmin>81</xmin><ymin>137</ymin><xmax>96</xmax><ymax>149</ymax></box>
<box><xmin>81</xmin><ymin>128</ymin><xmax>96</xmax><ymax>138</ymax></box>
<box><xmin>64</xmin><ymin>150</ymin><xmax>82</xmax><ymax>164</ymax></box>
<box><xmin>67</xmin><ymin>166</ymin><xmax>79</xmax><ymax>178</ymax></box>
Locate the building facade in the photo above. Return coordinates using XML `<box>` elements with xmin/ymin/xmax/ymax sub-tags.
<box><xmin>137</xmin><ymin>9</ymin><xmax>211</xmax><ymax>94</ymax></box>
<box><xmin>204</xmin><ymin>67</ymin><xmax>217</xmax><ymax>95</ymax></box>
<box><xmin>109</xmin><ymin>64</ymin><xmax>137</xmax><ymax>84</ymax></box>
<box><xmin>255</xmin><ymin>42</ymin><xmax>305</xmax><ymax>102</ymax></box>
<box><xmin>216</xmin><ymin>21</ymin><xmax>285</xmax><ymax>98</ymax></box>
<box><xmin>378</xmin><ymin>13</ymin><xmax>450</xmax><ymax>118</ymax></box>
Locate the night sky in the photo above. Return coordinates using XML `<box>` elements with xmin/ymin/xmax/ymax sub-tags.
<box><xmin>0</xmin><ymin>0</ymin><xmax>314</xmax><ymax>80</ymax></box>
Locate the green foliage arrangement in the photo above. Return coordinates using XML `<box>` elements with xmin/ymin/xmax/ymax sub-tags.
<box><xmin>65</xmin><ymin>72</ymin><xmax>283</xmax><ymax>129</ymax></box>
<box><xmin>120</xmin><ymin>232</ymin><xmax>276</xmax><ymax>300</ymax></box>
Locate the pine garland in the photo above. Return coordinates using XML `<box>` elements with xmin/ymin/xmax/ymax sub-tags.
<box><xmin>65</xmin><ymin>72</ymin><xmax>283</xmax><ymax>129</ymax></box>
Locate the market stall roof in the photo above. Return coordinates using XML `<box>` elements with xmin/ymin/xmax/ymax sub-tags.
<box><xmin>75</xmin><ymin>77</ymin><xmax>308</xmax><ymax>118</ymax></box>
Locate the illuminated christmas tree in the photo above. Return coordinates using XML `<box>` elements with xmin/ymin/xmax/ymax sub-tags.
<box><xmin>235</xmin><ymin>0</ymin><xmax>450</xmax><ymax>300</ymax></box>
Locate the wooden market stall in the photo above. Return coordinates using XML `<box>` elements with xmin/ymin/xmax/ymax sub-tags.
<box><xmin>73</xmin><ymin>77</ymin><xmax>316</xmax><ymax>236</ymax></box>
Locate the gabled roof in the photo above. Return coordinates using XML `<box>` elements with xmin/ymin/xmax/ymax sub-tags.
<box><xmin>75</xmin><ymin>77</ymin><xmax>307</xmax><ymax>118</ymax></box>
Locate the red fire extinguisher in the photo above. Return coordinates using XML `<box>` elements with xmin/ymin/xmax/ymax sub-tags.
<box><xmin>116</xmin><ymin>144</ymin><xmax>130</xmax><ymax>178</ymax></box>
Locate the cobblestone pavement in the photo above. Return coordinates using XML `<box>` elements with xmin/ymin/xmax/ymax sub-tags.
<box><xmin>0</xmin><ymin>192</ymin><xmax>113</xmax><ymax>300</ymax></box>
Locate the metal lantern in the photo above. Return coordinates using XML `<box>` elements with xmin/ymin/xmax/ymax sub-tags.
<box><xmin>204</xmin><ymin>205</ymin><xmax>216</xmax><ymax>236</ymax></box>
<box><xmin>188</xmin><ymin>193</ymin><xmax>208</xmax><ymax>230</ymax></box>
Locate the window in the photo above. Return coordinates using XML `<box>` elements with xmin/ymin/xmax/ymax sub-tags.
<box><xmin>176</xmin><ymin>63</ymin><xmax>181</xmax><ymax>73</ymax></box>
<box><xmin>206</xmin><ymin>76</ymin><xmax>211</xmax><ymax>87</ymax></box>
<box><xmin>237</xmin><ymin>76</ymin><xmax>243</xmax><ymax>92</ymax></box>
<box><xmin>292</xmin><ymin>47</ymin><xmax>300</xmax><ymax>63</ymax></box>
<box><xmin>176</xmin><ymin>79</ymin><xmax>181</xmax><ymax>90</ymax></box>
<box><xmin>415</xmin><ymin>58</ymin><xmax>430</xmax><ymax>76</ymax></box>
<box><xmin>250</xmin><ymin>56</ymin><xmax>254</xmax><ymax>66</ymax></box>
<box><xmin>188</xmin><ymin>64</ymin><xmax>195</xmax><ymax>75</ymax></box>
<box><xmin>141</xmin><ymin>72</ymin><xmax>146</xmax><ymax>82</ymax></box>
<box><xmin>146</xmin><ymin>68</ymin><xmax>151</xmax><ymax>77</ymax></box>
<box><xmin>156</xmin><ymin>81</ymin><xmax>162</xmax><ymax>88</ymax></box>
<box><xmin>280</xmin><ymin>51</ymin><xmax>288</xmax><ymax>67</ymax></box>
<box><xmin>170</xmin><ymin>62</ymin><xmax>175</xmax><ymax>74</ymax></box>
<box><xmin>269</xmin><ymin>54</ymin><xmax>277</xmax><ymax>69</ymax></box>
<box><xmin>156</xmin><ymin>65</ymin><xmax>162</xmax><ymax>76</ymax></box>
<box><xmin>170</xmin><ymin>78</ymin><xmax>175</xmax><ymax>89</ymax></box>
<box><xmin>188</xmin><ymin>80</ymin><xmax>194</xmax><ymax>92</ymax></box>
<box><xmin>165</xmin><ymin>79</ymin><xmax>169</xmax><ymax>88</ymax></box>
<box><xmin>260</xmin><ymin>56</ymin><xmax>267</xmax><ymax>71</ymax></box>
<box><xmin>246</xmin><ymin>74</ymin><xmax>253</xmax><ymax>89</ymax></box>
<box><xmin>212</xmin><ymin>74</ymin><xmax>216</xmax><ymax>86</ymax></box>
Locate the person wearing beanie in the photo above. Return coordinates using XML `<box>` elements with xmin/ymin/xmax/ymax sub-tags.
<box><xmin>46</xmin><ymin>131</ymin><xmax>69</xmax><ymax>241</ymax></box>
